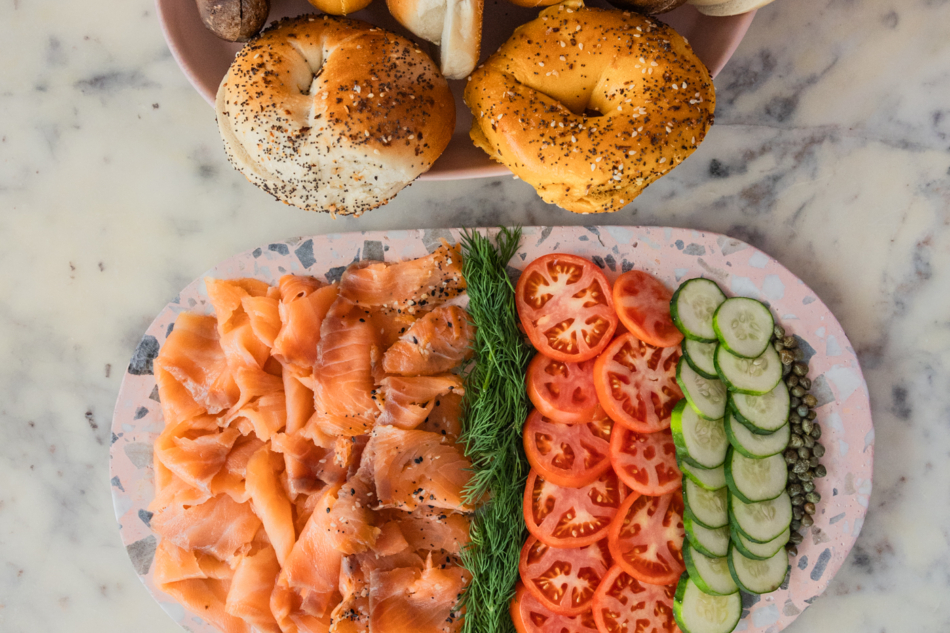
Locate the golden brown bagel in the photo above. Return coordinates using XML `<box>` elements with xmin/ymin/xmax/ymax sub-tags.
<box><xmin>306</xmin><ymin>0</ymin><xmax>372</xmax><ymax>15</ymax></box>
<box><xmin>463</xmin><ymin>0</ymin><xmax>715</xmax><ymax>214</ymax></box>
<box><xmin>216</xmin><ymin>16</ymin><xmax>455</xmax><ymax>216</ymax></box>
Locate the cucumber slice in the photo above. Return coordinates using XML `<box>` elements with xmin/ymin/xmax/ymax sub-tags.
<box><xmin>683</xmin><ymin>339</ymin><xmax>719</xmax><ymax>380</ymax></box>
<box><xmin>712</xmin><ymin>297</ymin><xmax>774</xmax><ymax>358</ymax></box>
<box><xmin>732</xmin><ymin>527</ymin><xmax>790</xmax><ymax>561</ymax></box>
<box><xmin>680</xmin><ymin>461</ymin><xmax>726</xmax><ymax>491</ymax></box>
<box><xmin>674</xmin><ymin>574</ymin><xmax>742</xmax><ymax>633</ymax></box>
<box><xmin>685</xmin><ymin>509</ymin><xmax>731</xmax><ymax>558</ymax></box>
<box><xmin>729</xmin><ymin>382</ymin><xmax>790</xmax><ymax>434</ymax></box>
<box><xmin>714</xmin><ymin>345</ymin><xmax>782</xmax><ymax>396</ymax></box>
<box><xmin>671</xmin><ymin>279</ymin><xmax>726</xmax><ymax>343</ymax></box>
<box><xmin>729</xmin><ymin>491</ymin><xmax>792</xmax><ymax>544</ymax></box>
<box><xmin>725</xmin><ymin>449</ymin><xmax>788</xmax><ymax>503</ymax></box>
<box><xmin>724</xmin><ymin>410</ymin><xmax>790</xmax><ymax>458</ymax></box>
<box><xmin>683</xmin><ymin>542</ymin><xmax>739</xmax><ymax>596</ymax></box>
<box><xmin>727</xmin><ymin>543</ymin><xmax>789</xmax><ymax>595</ymax></box>
<box><xmin>677</xmin><ymin>358</ymin><xmax>728</xmax><ymax>420</ymax></box>
<box><xmin>683</xmin><ymin>477</ymin><xmax>728</xmax><ymax>529</ymax></box>
<box><xmin>671</xmin><ymin>400</ymin><xmax>728</xmax><ymax>469</ymax></box>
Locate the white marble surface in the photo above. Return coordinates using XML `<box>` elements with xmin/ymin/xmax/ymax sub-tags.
<box><xmin>0</xmin><ymin>0</ymin><xmax>948</xmax><ymax>629</ymax></box>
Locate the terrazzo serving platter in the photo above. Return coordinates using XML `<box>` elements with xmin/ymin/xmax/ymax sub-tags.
<box><xmin>156</xmin><ymin>0</ymin><xmax>755</xmax><ymax>180</ymax></box>
<box><xmin>110</xmin><ymin>226</ymin><xmax>873</xmax><ymax>633</ymax></box>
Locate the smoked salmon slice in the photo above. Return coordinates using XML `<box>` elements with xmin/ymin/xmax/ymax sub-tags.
<box><xmin>205</xmin><ymin>277</ymin><xmax>271</xmax><ymax>333</ymax></box>
<box><xmin>382</xmin><ymin>306</ymin><xmax>475</xmax><ymax>375</ymax></box>
<box><xmin>155</xmin><ymin>419</ymin><xmax>241</xmax><ymax>492</ymax></box>
<box><xmin>284</xmin><ymin>484</ymin><xmax>344</xmax><ymax>608</ymax></box>
<box><xmin>161</xmin><ymin>578</ymin><xmax>252</xmax><ymax>633</ymax></box>
<box><xmin>385</xmin><ymin>507</ymin><xmax>471</xmax><ymax>555</ymax></box>
<box><xmin>152</xmin><ymin>493</ymin><xmax>262</xmax><ymax>561</ymax></box>
<box><xmin>283</xmin><ymin>367</ymin><xmax>316</xmax><ymax>435</ymax></box>
<box><xmin>339</xmin><ymin>243</ymin><xmax>466</xmax><ymax>313</ymax></box>
<box><xmin>273</xmin><ymin>281</ymin><xmax>339</xmax><ymax>368</ymax></box>
<box><xmin>368</xmin><ymin>556</ymin><xmax>469</xmax><ymax>633</ymax></box>
<box><xmin>377</xmin><ymin>375</ymin><xmax>465</xmax><ymax>430</ymax></box>
<box><xmin>325</xmin><ymin>478</ymin><xmax>380</xmax><ymax>555</ymax></box>
<box><xmin>242</xmin><ymin>295</ymin><xmax>282</xmax><ymax>349</ymax></box>
<box><xmin>225</xmin><ymin>545</ymin><xmax>282</xmax><ymax>633</ymax></box>
<box><xmin>155</xmin><ymin>365</ymin><xmax>206</xmax><ymax>428</ymax></box>
<box><xmin>271</xmin><ymin>432</ymin><xmax>346</xmax><ymax>499</ymax></box>
<box><xmin>418</xmin><ymin>393</ymin><xmax>464</xmax><ymax>443</ymax></box>
<box><xmin>210</xmin><ymin>435</ymin><xmax>265</xmax><ymax>503</ymax></box>
<box><xmin>246</xmin><ymin>445</ymin><xmax>296</xmax><ymax>567</ymax></box>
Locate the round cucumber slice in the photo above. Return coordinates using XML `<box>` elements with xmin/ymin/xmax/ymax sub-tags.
<box><xmin>677</xmin><ymin>358</ymin><xmax>728</xmax><ymax>420</ymax></box>
<box><xmin>674</xmin><ymin>574</ymin><xmax>742</xmax><ymax>633</ymax></box>
<box><xmin>714</xmin><ymin>345</ymin><xmax>783</xmax><ymax>396</ymax></box>
<box><xmin>727</xmin><ymin>543</ymin><xmax>789</xmax><ymax>595</ymax></box>
<box><xmin>732</xmin><ymin>527</ymin><xmax>790</xmax><ymax>561</ymax></box>
<box><xmin>725</xmin><ymin>411</ymin><xmax>790</xmax><ymax>458</ymax></box>
<box><xmin>683</xmin><ymin>477</ymin><xmax>728</xmax><ymax>529</ymax></box>
<box><xmin>685</xmin><ymin>510</ymin><xmax>731</xmax><ymax>558</ymax></box>
<box><xmin>680</xmin><ymin>461</ymin><xmax>726</xmax><ymax>491</ymax></box>
<box><xmin>683</xmin><ymin>542</ymin><xmax>739</xmax><ymax>596</ymax></box>
<box><xmin>671</xmin><ymin>279</ymin><xmax>727</xmax><ymax>343</ymax></box>
<box><xmin>712</xmin><ymin>297</ymin><xmax>774</xmax><ymax>358</ymax></box>
<box><xmin>729</xmin><ymin>382</ymin><xmax>790</xmax><ymax>434</ymax></box>
<box><xmin>725</xmin><ymin>449</ymin><xmax>788</xmax><ymax>503</ymax></box>
<box><xmin>729</xmin><ymin>491</ymin><xmax>792</xmax><ymax>544</ymax></box>
<box><xmin>683</xmin><ymin>339</ymin><xmax>719</xmax><ymax>380</ymax></box>
<box><xmin>672</xmin><ymin>400</ymin><xmax>728</xmax><ymax>469</ymax></box>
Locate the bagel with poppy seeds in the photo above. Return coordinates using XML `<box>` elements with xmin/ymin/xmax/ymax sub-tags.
<box><xmin>463</xmin><ymin>0</ymin><xmax>715</xmax><ymax>214</ymax></box>
<box><xmin>216</xmin><ymin>16</ymin><xmax>455</xmax><ymax>216</ymax></box>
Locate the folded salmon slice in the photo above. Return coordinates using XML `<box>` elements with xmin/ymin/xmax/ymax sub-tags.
<box><xmin>156</xmin><ymin>365</ymin><xmax>206</xmax><ymax>428</ymax></box>
<box><xmin>156</xmin><ymin>312</ymin><xmax>239</xmax><ymax>414</ymax></box>
<box><xmin>156</xmin><ymin>421</ymin><xmax>242</xmax><ymax>492</ymax></box>
<box><xmin>385</xmin><ymin>507</ymin><xmax>471</xmax><ymax>555</ymax></box>
<box><xmin>272</xmin><ymin>570</ymin><xmax>336</xmax><ymax>633</ymax></box>
<box><xmin>242</xmin><ymin>295</ymin><xmax>282</xmax><ymax>349</ymax></box>
<box><xmin>363</xmin><ymin>426</ymin><xmax>473</xmax><ymax>512</ymax></box>
<box><xmin>283</xmin><ymin>366</ymin><xmax>316</xmax><ymax>435</ymax></box>
<box><xmin>326</xmin><ymin>478</ymin><xmax>380</xmax><ymax>556</ymax></box>
<box><xmin>285</xmin><ymin>484</ymin><xmax>344</xmax><ymax>603</ymax></box>
<box><xmin>161</xmin><ymin>578</ymin><xmax>252</xmax><ymax>633</ymax></box>
<box><xmin>339</xmin><ymin>243</ymin><xmax>466</xmax><ymax>313</ymax></box>
<box><xmin>152</xmin><ymin>493</ymin><xmax>262</xmax><ymax>561</ymax></box>
<box><xmin>417</xmin><ymin>393</ymin><xmax>464</xmax><ymax>443</ymax></box>
<box><xmin>225</xmin><ymin>544</ymin><xmax>282</xmax><ymax>633</ymax></box>
<box><xmin>377</xmin><ymin>376</ymin><xmax>465</xmax><ymax>430</ymax></box>
<box><xmin>210</xmin><ymin>435</ymin><xmax>265</xmax><ymax>503</ymax></box>
<box><xmin>271</xmin><ymin>432</ymin><xmax>347</xmax><ymax>499</ymax></box>
<box><xmin>206</xmin><ymin>277</ymin><xmax>272</xmax><ymax>332</ymax></box>
<box><xmin>382</xmin><ymin>306</ymin><xmax>475</xmax><ymax>376</ymax></box>
<box><xmin>246</xmin><ymin>445</ymin><xmax>296</xmax><ymax>567</ymax></box>
<box><xmin>368</xmin><ymin>556</ymin><xmax>469</xmax><ymax>633</ymax></box>
<box><xmin>273</xmin><ymin>280</ymin><xmax>339</xmax><ymax>368</ymax></box>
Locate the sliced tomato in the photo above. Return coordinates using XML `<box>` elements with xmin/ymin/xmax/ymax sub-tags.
<box><xmin>609</xmin><ymin>426</ymin><xmax>682</xmax><ymax>496</ymax></box>
<box><xmin>607</xmin><ymin>491</ymin><xmax>685</xmax><ymax>586</ymax></box>
<box><xmin>591</xmin><ymin>565</ymin><xmax>678</xmax><ymax>633</ymax></box>
<box><xmin>593</xmin><ymin>333</ymin><xmax>682</xmax><ymax>433</ymax></box>
<box><xmin>526</xmin><ymin>355</ymin><xmax>601</xmax><ymax>424</ymax></box>
<box><xmin>516</xmin><ymin>254</ymin><xmax>618</xmax><ymax>362</ymax></box>
<box><xmin>612</xmin><ymin>270</ymin><xmax>683</xmax><ymax>348</ymax></box>
<box><xmin>518</xmin><ymin>536</ymin><xmax>612</xmax><ymax>616</ymax></box>
<box><xmin>523</xmin><ymin>408</ymin><xmax>613</xmax><ymax>488</ymax></box>
<box><xmin>511</xmin><ymin>583</ymin><xmax>599</xmax><ymax>633</ymax></box>
<box><xmin>523</xmin><ymin>468</ymin><xmax>627</xmax><ymax>549</ymax></box>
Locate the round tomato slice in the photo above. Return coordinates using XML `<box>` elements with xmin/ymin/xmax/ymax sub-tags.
<box><xmin>516</xmin><ymin>254</ymin><xmax>618</xmax><ymax>362</ymax></box>
<box><xmin>607</xmin><ymin>491</ymin><xmax>685</xmax><ymax>586</ymax></box>
<box><xmin>612</xmin><ymin>270</ymin><xmax>683</xmax><ymax>348</ymax></box>
<box><xmin>592</xmin><ymin>565</ymin><xmax>678</xmax><ymax>633</ymax></box>
<box><xmin>527</xmin><ymin>354</ymin><xmax>601</xmax><ymax>424</ymax></box>
<box><xmin>609</xmin><ymin>426</ymin><xmax>682</xmax><ymax>496</ymax></box>
<box><xmin>524</xmin><ymin>408</ymin><xmax>613</xmax><ymax>488</ymax></box>
<box><xmin>593</xmin><ymin>333</ymin><xmax>683</xmax><ymax>433</ymax></box>
<box><xmin>518</xmin><ymin>536</ymin><xmax>612</xmax><ymax>616</ymax></box>
<box><xmin>524</xmin><ymin>468</ymin><xmax>627</xmax><ymax>548</ymax></box>
<box><xmin>511</xmin><ymin>583</ymin><xmax>599</xmax><ymax>633</ymax></box>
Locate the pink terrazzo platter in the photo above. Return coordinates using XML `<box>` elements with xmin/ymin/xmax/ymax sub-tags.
<box><xmin>110</xmin><ymin>226</ymin><xmax>873</xmax><ymax>633</ymax></box>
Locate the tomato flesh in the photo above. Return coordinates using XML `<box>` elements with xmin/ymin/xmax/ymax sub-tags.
<box><xmin>516</xmin><ymin>254</ymin><xmax>618</xmax><ymax>362</ymax></box>
<box><xmin>594</xmin><ymin>333</ymin><xmax>682</xmax><ymax>433</ymax></box>
<box><xmin>524</xmin><ymin>468</ymin><xmax>627</xmax><ymax>549</ymax></box>
<box><xmin>511</xmin><ymin>584</ymin><xmax>599</xmax><ymax>633</ymax></box>
<box><xmin>591</xmin><ymin>565</ymin><xmax>678</xmax><ymax>633</ymax></box>
<box><xmin>609</xmin><ymin>426</ymin><xmax>682</xmax><ymax>496</ymax></box>
<box><xmin>524</xmin><ymin>408</ymin><xmax>613</xmax><ymax>488</ymax></box>
<box><xmin>612</xmin><ymin>270</ymin><xmax>683</xmax><ymax>348</ymax></box>
<box><xmin>518</xmin><ymin>536</ymin><xmax>612</xmax><ymax>616</ymax></box>
<box><xmin>526</xmin><ymin>355</ymin><xmax>601</xmax><ymax>424</ymax></box>
<box><xmin>607</xmin><ymin>492</ymin><xmax>685</xmax><ymax>586</ymax></box>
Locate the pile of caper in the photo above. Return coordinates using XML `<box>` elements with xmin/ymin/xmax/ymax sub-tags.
<box><xmin>773</xmin><ymin>325</ymin><xmax>826</xmax><ymax>557</ymax></box>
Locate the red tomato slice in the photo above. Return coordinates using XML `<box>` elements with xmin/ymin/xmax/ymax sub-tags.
<box><xmin>511</xmin><ymin>583</ymin><xmax>599</xmax><ymax>633</ymax></box>
<box><xmin>516</xmin><ymin>254</ymin><xmax>618</xmax><ymax>362</ymax></box>
<box><xmin>526</xmin><ymin>355</ymin><xmax>601</xmax><ymax>424</ymax></box>
<box><xmin>518</xmin><ymin>536</ymin><xmax>612</xmax><ymax>616</ymax></box>
<box><xmin>591</xmin><ymin>565</ymin><xmax>678</xmax><ymax>633</ymax></box>
<box><xmin>609</xmin><ymin>426</ymin><xmax>682</xmax><ymax>496</ymax></box>
<box><xmin>593</xmin><ymin>333</ymin><xmax>683</xmax><ymax>433</ymax></box>
<box><xmin>607</xmin><ymin>491</ymin><xmax>685</xmax><ymax>586</ymax></box>
<box><xmin>524</xmin><ymin>468</ymin><xmax>627</xmax><ymax>549</ymax></box>
<box><xmin>524</xmin><ymin>408</ymin><xmax>613</xmax><ymax>488</ymax></box>
<box><xmin>612</xmin><ymin>270</ymin><xmax>683</xmax><ymax>348</ymax></box>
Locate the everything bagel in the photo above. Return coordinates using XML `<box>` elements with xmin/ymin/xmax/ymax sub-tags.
<box><xmin>464</xmin><ymin>1</ymin><xmax>715</xmax><ymax>214</ymax></box>
<box><xmin>216</xmin><ymin>16</ymin><xmax>455</xmax><ymax>216</ymax></box>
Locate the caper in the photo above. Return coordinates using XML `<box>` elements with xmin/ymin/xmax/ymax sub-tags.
<box><xmin>801</xmin><ymin>419</ymin><xmax>814</xmax><ymax>434</ymax></box>
<box><xmin>798</xmin><ymin>447</ymin><xmax>811</xmax><ymax>460</ymax></box>
<box><xmin>773</xmin><ymin>340</ymin><xmax>785</xmax><ymax>352</ymax></box>
<box><xmin>793</xmin><ymin>362</ymin><xmax>809</xmax><ymax>376</ymax></box>
<box><xmin>790</xmin><ymin>519</ymin><xmax>802</xmax><ymax>531</ymax></box>
<box><xmin>781</xmin><ymin>350</ymin><xmax>796</xmax><ymax>365</ymax></box>
<box><xmin>795</xmin><ymin>405</ymin><xmax>809</xmax><ymax>418</ymax></box>
<box><xmin>802</xmin><ymin>481</ymin><xmax>816</xmax><ymax>493</ymax></box>
<box><xmin>791</xmin><ymin>385</ymin><xmax>806</xmax><ymax>398</ymax></box>
<box><xmin>792</xmin><ymin>507</ymin><xmax>804</xmax><ymax>520</ymax></box>
<box><xmin>800</xmin><ymin>514</ymin><xmax>814</xmax><ymax>527</ymax></box>
<box><xmin>790</xmin><ymin>396</ymin><xmax>802</xmax><ymax>408</ymax></box>
<box><xmin>807</xmin><ymin>409</ymin><xmax>817</xmax><ymax>420</ymax></box>
<box><xmin>783</xmin><ymin>362</ymin><xmax>793</xmax><ymax>376</ymax></box>
<box><xmin>788</xmin><ymin>471</ymin><xmax>799</xmax><ymax>482</ymax></box>
<box><xmin>786</xmin><ymin>544</ymin><xmax>799</xmax><ymax>556</ymax></box>
<box><xmin>803</xmin><ymin>395</ymin><xmax>818</xmax><ymax>409</ymax></box>
<box><xmin>805</xmin><ymin>491</ymin><xmax>821</xmax><ymax>504</ymax></box>
<box><xmin>809</xmin><ymin>456</ymin><xmax>820</xmax><ymax>468</ymax></box>
<box><xmin>774</xmin><ymin>324</ymin><xmax>786</xmax><ymax>339</ymax></box>
<box><xmin>789</xmin><ymin>412</ymin><xmax>802</xmax><ymax>424</ymax></box>
<box><xmin>789</xmin><ymin>532</ymin><xmax>804</xmax><ymax>545</ymax></box>
<box><xmin>814</xmin><ymin>465</ymin><xmax>827</xmax><ymax>478</ymax></box>
<box><xmin>799</xmin><ymin>377</ymin><xmax>811</xmax><ymax>390</ymax></box>
<box><xmin>812</xmin><ymin>443</ymin><xmax>825</xmax><ymax>458</ymax></box>
<box><xmin>793</xmin><ymin>460</ymin><xmax>809</xmax><ymax>474</ymax></box>
<box><xmin>804</xmin><ymin>435</ymin><xmax>816</xmax><ymax>448</ymax></box>
<box><xmin>791</xmin><ymin>424</ymin><xmax>803</xmax><ymax>437</ymax></box>
<box><xmin>792</xmin><ymin>494</ymin><xmax>805</xmax><ymax>507</ymax></box>
<box><xmin>786</xmin><ymin>374</ymin><xmax>799</xmax><ymax>388</ymax></box>
<box><xmin>798</xmin><ymin>469</ymin><xmax>814</xmax><ymax>482</ymax></box>
<box><xmin>794</xmin><ymin>347</ymin><xmax>806</xmax><ymax>361</ymax></box>
<box><xmin>810</xmin><ymin>424</ymin><xmax>822</xmax><ymax>438</ymax></box>
<box><xmin>785</xmin><ymin>449</ymin><xmax>799</xmax><ymax>464</ymax></box>
<box><xmin>783</xmin><ymin>336</ymin><xmax>797</xmax><ymax>348</ymax></box>
<box><xmin>788</xmin><ymin>483</ymin><xmax>804</xmax><ymax>496</ymax></box>
<box><xmin>789</xmin><ymin>434</ymin><xmax>804</xmax><ymax>448</ymax></box>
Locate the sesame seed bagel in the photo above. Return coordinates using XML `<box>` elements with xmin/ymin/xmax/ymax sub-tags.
<box><xmin>216</xmin><ymin>15</ymin><xmax>455</xmax><ymax>216</ymax></box>
<box><xmin>463</xmin><ymin>0</ymin><xmax>715</xmax><ymax>214</ymax></box>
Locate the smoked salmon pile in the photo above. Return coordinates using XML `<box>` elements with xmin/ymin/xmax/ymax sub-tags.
<box><xmin>148</xmin><ymin>243</ymin><xmax>478</xmax><ymax>633</ymax></box>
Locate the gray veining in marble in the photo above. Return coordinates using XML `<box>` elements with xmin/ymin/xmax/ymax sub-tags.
<box><xmin>1</xmin><ymin>0</ymin><xmax>949</xmax><ymax>629</ymax></box>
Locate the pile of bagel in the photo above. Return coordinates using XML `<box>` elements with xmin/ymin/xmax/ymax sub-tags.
<box><xmin>213</xmin><ymin>0</ymin><xmax>765</xmax><ymax>215</ymax></box>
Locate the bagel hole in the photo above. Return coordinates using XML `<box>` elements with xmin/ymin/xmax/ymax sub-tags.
<box><xmin>299</xmin><ymin>66</ymin><xmax>324</xmax><ymax>96</ymax></box>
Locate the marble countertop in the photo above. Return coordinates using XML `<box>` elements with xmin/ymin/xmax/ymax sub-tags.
<box><xmin>0</xmin><ymin>0</ymin><xmax>948</xmax><ymax>629</ymax></box>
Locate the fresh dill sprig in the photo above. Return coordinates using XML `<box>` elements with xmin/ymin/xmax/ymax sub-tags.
<box><xmin>458</xmin><ymin>227</ymin><xmax>534</xmax><ymax>633</ymax></box>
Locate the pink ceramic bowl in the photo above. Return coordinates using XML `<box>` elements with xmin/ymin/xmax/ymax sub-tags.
<box><xmin>157</xmin><ymin>0</ymin><xmax>755</xmax><ymax>180</ymax></box>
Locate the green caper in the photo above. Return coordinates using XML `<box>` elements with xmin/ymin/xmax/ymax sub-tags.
<box><xmin>814</xmin><ymin>465</ymin><xmax>827</xmax><ymax>478</ymax></box>
<box><xmin>791</xmin><ymin>494</ymin><xmax>805</xmax><ymax>506</ymax></box>
<box><xmin>781</xmin><ymin>350</ymin><xmax>796</xmax><ymax>365</ymax></box>
<box><xmin>790</xmin><ymin>519</ymin><xmax>802</xmax><ymax>531</ymax></box>
<box><xmin>789</xmin><ymin>434</ymin><xmax>804</xmax><ymax>448</ymax></box>
<box><xmin>793</xmin><ymin>362</ymin><xmax>809</xmax><ymax>376</ymax></box>
<box><xmin>805</xmin><ymin>491</ymin><xmax>821</xmax><ymax>504</ymax></box>
<box><xmin>795</xmin><ymin>405</ymin><xmax>809</xmax><ymax>418</ymax></box>
<box><xmin>804</xmin><ymin>502</ymin><xmax>817</xmax><ymax>515</ymax></box>
<box><xmin>791</xmin><ymin>424</ymin><xmax>803</xmax><ymax>437</ymax></box>
<box><xmin>802</xmin><ymin>394</ymin><xmax>817</xmax><ymax>408</ymax></box>
<box><xmin>786</xmin><ymin>544</ymin><xmax>799</xmax><ymax>556</ymax></box>
<box><xmin>803</xmin><ymin>435</ymin><xmax>816</xmax><ymax>448</ymax></box>
<box><xmin>786</xmin><ymin>374</ymin><xmax>799</xmax><ymax>388</ymax></box>
<box><xmin>790</xmin><ymin>385</ymin><xmax>806</xmax><ymax>398</ymax></box>
<box><xmin>783</xmin><ymin>362</ymin><xmax>793</xmax><ymax>377</ymax></box>
<box><xmin>798</xmin><ymin>469</ymin><xmax>814</xmax><ymax>482</ymax></box>
<box><xmin>789</xmin><ymin>412</ymin><xmax>802</xmax><ymax>424</ymax></box>
<box><xmin>801</xmin><ymin>419</ymin><xmax>814</xmax><ymax>434</ymax></box>
<box><xmin>809</xmin><ymin>456</ymin><xmax>820</xmax><ymax>468</ymax></box>
<box><xmin>788</xmin><ymin>483</ymin><xmax>804</xmax><ymax>496</ymax></box>
<box><xmin>807</xmin><ymin>410</ymin><xmax>817</xmax><ymax>420</ymax></box>
<box><xmin>801</xmin><ymin>514</ymin><xmax>814</xmax><ymax>527</ymax></box>
<box><xmin>788</xmin><ymin>471</ymin><xmax>799</xmax><ymax>482</ymax></box>
<box><xmin>773</xmin><ymin>340</ymin><xmax>785</xmax><ymax>352</ymax></box>
<box><xmin>810</xmin><ymin>424</ymin><xmax>822</xmax><ymax>438</ymax></box>
<box><xmin>774</xmin><ymin>324</ymin><xmax>786</xmax><ymax>339</ymax></box>
<box><xmin>784</xmin><ymin>449</ymin><xmax>799</xmax><ymax>464</ymax></box>
<box><xmin>792</xmin><ymin>507</ymin><xmax>804</xmax><ymax>520</ymax></box>
<box><xmin>792</xmin><ymin>460</ymin><xmax>809</xmax><ymax>474</ymax></box>
<box><xmin>793</xmin><ymin>348</ymin><xmax>806</xmax><ymax>361</ymax></box>
<box><xmin>789</xmin><ymin>532</ymin><xmax>804</xmax><ymax>545</ymax></box>
<box><xmin>783</xmin><ymin>336</ymin><xmax>797</xmax><ymax>348</ymax></box>
<box><xmin>798</xmin><ymin>447</ymin><xmax>811</xmax><ymax>460</ymax></box>
<box><xmin>802</xmin><ymin>481</ymin><xmax>816</xmax><ymax>493</ymax></box>
<box><xmin>799</xmin><ymin>377</ymin><xmax>811</xmax><ymax>390</ymax></box>
<box><xmin>812</xmin><ymin>443</ymin><xmax>825</xmax><ymax>458</ymax></box>
<box><xmin>790</xmin><ymin>396</ymin><xmax>802</xmax><ymax>408</ymax></box>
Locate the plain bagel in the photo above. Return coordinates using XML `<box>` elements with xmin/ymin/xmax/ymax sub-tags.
<box><xmin>386</xmin><ymin>0</ymin><xmax>484</xmax><ymax>79</ymax></box>
<box><xmin>216</xmin><ymin>16</ymin><xmax>455</xmax><ymax>216</ymax></box>
<box><xmin>464</xmin><ymin>0</ymin><xmax>715</xmax><ymax>214</ymax></box>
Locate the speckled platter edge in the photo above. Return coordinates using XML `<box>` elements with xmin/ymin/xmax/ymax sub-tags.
<box><xmin>109</xmin><ymin>226</ymin><xmax>874</xmax><ymax>633</ymax></box>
